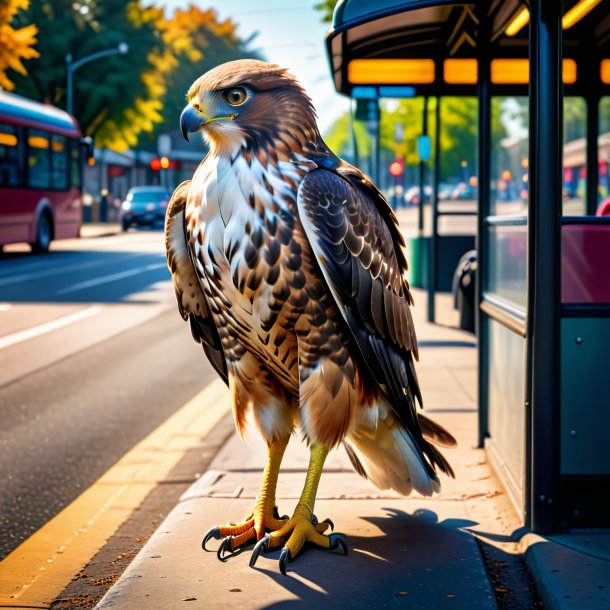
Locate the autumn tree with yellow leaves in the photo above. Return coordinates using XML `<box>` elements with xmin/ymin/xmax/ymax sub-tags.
<box><xmin>0</xmin><ymin>0</ymin><xmax>39</xmax><ymax>90</ymax></box>
<box><xmin>7</xmin><ymin>1</ymin><xmax>256</xmax><ymax>151</ymax></box>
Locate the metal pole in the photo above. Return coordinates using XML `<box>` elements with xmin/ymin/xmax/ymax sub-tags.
<box><xmin>66</xmin><ymin>54</ymin><xmax>73</xmax><ymax>116</ymax></box>
<box><xmin>526</xmin><ymin>0</ymin><xmax>563</xmax><ymax>534</ymax></box>
<box><xmin>477</xmin><ymin>28</ymin><xmax>492</xmax><ymax>449</ymax></box>
<box><xmin>418</xmin><ymin>96</ymin><xmax>429</xmax><ymax>235</ymax></box>
<box><xmin>375</xmin><ymin>100</ymin><xmax>381</xmax><ymax>185</ymax></box>
<box><xmin>65</xmin><ymin>45</ymin><xmax>128</xmax><ymax>115</ymax></box>
<box><xmin>427</xmin><ymin>97</ymin><xmax>441</xmax><ymax>323</ymax></box>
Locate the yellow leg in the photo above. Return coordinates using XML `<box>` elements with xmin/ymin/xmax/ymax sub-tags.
<box><xmin>203</xmin><ymin>436</ymin><xmax>289</xmax><ymax>558</ymax></box>
<box><xmin>250</xmin><ymin>443</ymin><xmax>347</xmax><ymax>574</ymax></box>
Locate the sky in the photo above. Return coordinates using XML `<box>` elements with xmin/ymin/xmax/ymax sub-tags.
<box><xmin>162</xmin><ymin>0</ymin><xmax>350</xmax><ymax>134</ymax></box>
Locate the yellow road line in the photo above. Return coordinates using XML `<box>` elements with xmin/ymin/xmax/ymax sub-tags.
<box><xmin>0</xmin><ymin>379</ymin><xmax>230</xmax><ymax>609</ymax></box>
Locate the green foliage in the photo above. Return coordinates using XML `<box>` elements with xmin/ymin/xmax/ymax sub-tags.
<box><xmin>11</xmin><ymin>0</ymin><xmax>158</xmax><ymax>148</ymax></box>
<box><xmin>8</xmin><ymin>1</ymin><xmax>257</xmax><ymax>151</ymax></box>
<box><xmin>325</xmin><ymin>96</ymin><xmax>511</xmax><ymax>185</ymax></box>
<box><xmin>314</xmin><ymin>0</ymin><xmax>338</xmax><ymax>24</ymax></box>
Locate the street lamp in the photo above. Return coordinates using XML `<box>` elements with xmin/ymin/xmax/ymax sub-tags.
<box><xmin>65</xmin><ymin>42</ymin><xmax>129</xmax><ymax>116</ymax></box>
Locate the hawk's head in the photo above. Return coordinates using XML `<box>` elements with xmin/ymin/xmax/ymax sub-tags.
<box><xmin>180</xmin><ymin>59</ymin><xmax>319</xmax><ymax>157</ymax></box>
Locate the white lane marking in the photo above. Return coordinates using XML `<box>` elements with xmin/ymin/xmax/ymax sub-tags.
<box><xmin>0</xmin><ymin>306</ymin><xmax>103</xmax><ymax>350</ymax></box>
<box><xmin>0</xmin><ymin>303</ymin><xmax>12</xmax><ymax>312</ymax></box>
<box><xmin>57</xmin><ymin>263</ymin><xmax>167</xmax><ymax>295</ymax></box>
<box><xmin>0</xmin><ymin>253</ymin><xmax>150</xmax><ymax>287</ymax></box>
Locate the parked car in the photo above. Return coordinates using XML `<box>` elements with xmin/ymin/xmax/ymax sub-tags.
<box><xmin>450</xmin><ymin>183</ymin><xmax>476</xmax><ymax>200</ymax></box>
<box><xmin>120</xmin><ymin>186</ymin><xmax>170</xmax><ymax>231</ymax></box>
<box><xmin>404</xmin><ymin>185</ymin><xmax>432</xmax><ymax>206</ymax></box>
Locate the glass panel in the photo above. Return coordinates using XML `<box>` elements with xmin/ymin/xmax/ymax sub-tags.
<box><xmin>598</xmin><ymin>97</ymin><xmax>610</xmax><ymax>214</ymax></box>
<box><xmin>27</xmin><ymin>129</ymin><xmax>51</xmax><ymax>188</ymax></box>
<box><xmin>485</xmin><ymin>223</ymin><xmax>527</xmax><ymax>308</ymax></box>
<box><xmin>562</xmin><ymin>224</ymin><xmax>610</xmax><ymax>304</ymax></box>
<box><xmin>562</xmin><ymin>97</ymin><xmax>586</xmax><ymax>215</ymax></box>
<box><xmin>0</xmin><ymin>123</ymin><xmax>23</xmax><ymax>187</ymax></box>
<box><xmin>490</xmin><ymin>97</ymin><xmax>528</xmax><ymax>216</ymax></box>
<box><xmin>51</xmin><ymin>134</ymin><xmax>68</xmax><ymax>190</ymax></box>
<box><xmin>438</xmin><ymin>96</ymin><xmax>478</xmax><ymax>235</ymax></box>
<box><xmin>487</xmin><ymin>317</ymin><xmax>526</xmax><ymax>504</ymax></box>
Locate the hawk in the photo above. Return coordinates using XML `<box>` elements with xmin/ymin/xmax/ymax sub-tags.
<box><xmin>166</xmin><ymin>59</ymin><xmax>456</xmax><ymax>574</ymax></box>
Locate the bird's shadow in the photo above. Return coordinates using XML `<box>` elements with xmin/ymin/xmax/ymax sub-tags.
<box><xmin>248</xmin><ymin>507</ymin><xmax>503</xmax><ymax>609</ymax></box>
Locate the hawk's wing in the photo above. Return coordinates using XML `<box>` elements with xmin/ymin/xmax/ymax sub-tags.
<box><xmin>297</xmin><ymin>166</ymin><xmax>423</xmax><ymax>437</ymax></box>
<box><xmin>165</xmin><ymin>180</ymin><xmax>228</xmax><ymax>385</ymax></box>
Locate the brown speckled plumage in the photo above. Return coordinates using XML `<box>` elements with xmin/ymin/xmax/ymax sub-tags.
<box><xmin>166</xmin><ymin>60</ymin><xmax>455</xmax><ymax>496</ymax></box>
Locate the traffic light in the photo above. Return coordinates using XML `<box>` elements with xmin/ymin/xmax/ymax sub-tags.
<box><xmin>389</xmin><ymin>160</ymin><xmax>404</xmax><ymax>176</ymax></box>
<box><xmin>150</xmin><ymin>157</ymin><xmax>180</xmax><ymax>170</ymax></box>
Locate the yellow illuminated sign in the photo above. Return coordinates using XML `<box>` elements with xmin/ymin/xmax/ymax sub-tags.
<box><xmin>443</xmin><ymin>59</ymin><xmax>478</xmax><ymax>84</ymax></box>
<box><xmin>490</xmin><ymin>59</ymin><xmax>577</xmax><ymax>84</ymax></box>
<box><xmin>28</xmin><ymin>136</ymin><xmax>49</xmax><ymax>149</ymax></box>
<box><xmin>0</xmin><ymin>132</ymin><xmax>17</xmax><ymax>147</ymax></box>
<box><xmin>52</xmin><ymin>140</ymin><xmax>65</xmax><ymax>152</ymax></box>
<box><xmin>601</xmin><ymin>60</ymin><xmax>610</xmax><ymax>85</ymax></box>
<box><xmin>348</xmin><ymin>59</ymin><xmax>435</xmax><ymax>85</ymax></box>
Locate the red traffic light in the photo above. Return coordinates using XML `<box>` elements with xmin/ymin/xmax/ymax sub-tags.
<box><xmin>150</xmin><ymin>157</ymin><xmax>179</xmax><ymax>170</ymax></box>
<box><xmin>389</xmin><ymin>160</ymin><xmax>403</xmax><ymax>177</ymax></box>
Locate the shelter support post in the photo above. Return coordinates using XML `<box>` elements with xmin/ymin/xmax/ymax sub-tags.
<box><xmin>427</xmin><ymin>98</ymin><xmax>441</xmax><ymax>323</ymax></box>
<box><xmin>477</xmin><ymin>57</ymin><xmax>491</xmax><ymax>448</ymax></box>
<box><xmin>526</xmin><ymin>0</ymin><xmax>563</xmax><ymax>534</ymax></box>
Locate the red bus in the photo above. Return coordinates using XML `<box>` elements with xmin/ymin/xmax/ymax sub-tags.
<box><xmin>0</xmin><ymin>91</ymin><xmax>89</xmax><ymax>252</ymax></box>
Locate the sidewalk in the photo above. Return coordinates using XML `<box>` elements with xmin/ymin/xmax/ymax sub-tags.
<box><xmin>94</xmin><ymin>291</ymin><xmax>609</xmax><ymax>609</ymax></box>
<box><xmin>80</xmin><ymin>223</ymin><xmax>122</xmax><ymax>239</ymax></box>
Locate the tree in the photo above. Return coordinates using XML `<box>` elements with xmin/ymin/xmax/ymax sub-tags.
<box><xmin>0</xmin><ymin>0</ymin><xmax>39</xmax><ymax>90</ymax></box>
<box><xmin>314</xmin><ymin>0</ymin><xmax>338</xmax><ymax>24</ymax></box>
<box><xmin>8</xmin><ymin>1</ymin><xmax>258</xmax><ymax>151</ymax></box>
<box><xmin>10</xmin><ymin>0</ymin><xmax>160</xmax><ymax>150</ymax></box>
<box><xmin>141</xmin><ymin>5</ymin><xmax>259</xmax><ymax>147</ymax></box>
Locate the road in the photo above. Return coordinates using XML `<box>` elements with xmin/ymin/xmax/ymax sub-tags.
<box><xmin>0</xmin><ymin>230</ymin><xmax>217</xmax><ymax>560</ymax></box>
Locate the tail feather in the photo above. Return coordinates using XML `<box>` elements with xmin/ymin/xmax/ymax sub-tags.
<box><xmin>346</xmin><ymin>402</ymin><xmax>454</xmax><ymax>496</ymax></box>
<box><xmin>418</xmin><ymin>414</ymin><xmax>458</xmax><ymax>448</ymax></box>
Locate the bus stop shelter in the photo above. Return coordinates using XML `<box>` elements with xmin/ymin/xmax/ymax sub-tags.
<box><xmin>326</xmin><ymin>0</ymin><xmax>610</xmax><ymax>534</ymax></box>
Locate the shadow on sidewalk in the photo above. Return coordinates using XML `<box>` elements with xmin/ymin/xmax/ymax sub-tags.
<box><xmin>250</xmin><ymin>507</ymin><xmax>499</xmax><ymax>609</ymax></box>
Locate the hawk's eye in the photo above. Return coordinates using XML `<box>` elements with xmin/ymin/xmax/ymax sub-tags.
<box><xmin>224</xmin><ymin>87</ymin><xmax>247</xmax><ymax>106</ymax></box>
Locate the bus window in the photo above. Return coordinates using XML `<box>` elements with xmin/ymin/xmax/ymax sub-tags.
<box><xmin>27</xmin><ymin>129</ymin><xmax>51</xmax><ymax>189</ymax></box>
<box><xmin>0</xmin><ymin>123</ymin><xmax>23</xmax><ymax>188</ymax></box>
<box><xmin>599</xmin><ymin>97</ymin><xmax>610</xmax><ymax>213</ymax></box>
<box><xmin>70</xmin><ymin>140</ymin><xmax>82</xmax><ymax>189</ymax></box>
<box><xmin>51</xmin><ymin>134</ymin><xmax>68</xmax><ymax>190</ymax></box>
<box><xmin>562</xmin><ymin>97</ymin><xmax>586</xmax><ymax>215</ymax></box>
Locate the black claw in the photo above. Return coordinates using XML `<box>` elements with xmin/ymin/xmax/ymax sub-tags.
<box><xmin>312</xmin><ymin>514</ymin><xmax>318</xmax><ymax>525</ymax></box>
<box><xmin>249</xmin><ymin>534</ymin><xmax>270</xmax><ymax>568</ymax></box>
<box><xmin>321</xmin><ymin>518</ymin><xmax>334</xmax><ymax>532</ymax></box>
<box><xmin>329</xmin><ymin>533</ymin><xmax>348</xmax><ymax>555</ymax></box>
<box><xmin>202</xmin><ymin>526</ymin><xmax>221</xmax><ymax>551</ymax></box>
<box><xmin>279</xmin><ymin>547</ymin><xmax>291</xmax><ymax>575</ymax></box>
<box><xmin>217</xmin><ymin>536</ymin><xmax>235</xmax><ymax>562</ymax></box>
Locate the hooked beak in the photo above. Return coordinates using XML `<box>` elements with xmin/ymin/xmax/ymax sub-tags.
<box><xmin>180</xmin><ymin>104</ymin><xmax>203</xmax><ymax>142</ymax></box>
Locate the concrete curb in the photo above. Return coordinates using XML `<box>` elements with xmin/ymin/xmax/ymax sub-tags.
<box><xmin>519</xmin><ymin>532</ymin><xmax>610</xmax><ymax>609</ymax></box>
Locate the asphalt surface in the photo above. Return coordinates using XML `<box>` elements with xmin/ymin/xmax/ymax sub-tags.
<box><xmin>0</xmin><ymin>230</ymin><xmax>216</xmax><ymax>560</ymax></box>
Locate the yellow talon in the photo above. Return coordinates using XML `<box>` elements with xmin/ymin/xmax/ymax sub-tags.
<box><xmin>250</xmin><ymin>443</ymin><xmax>348</xmax><ymax>574</ymax></box>
<box><xmin>202</xmin><ymin>436</ymin><xmax>289</xmax><ymax>555</ymax></box>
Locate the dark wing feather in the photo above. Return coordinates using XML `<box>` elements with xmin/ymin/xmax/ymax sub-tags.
<box><xmin>297</xmin><ymin>167</ymin><xmax>441</xmax><ymax>473</ymax></box>
<box><xmin>165</xmin><ymin>180</ymin><xmax>228</xmax><ymax>385</ymax></box>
